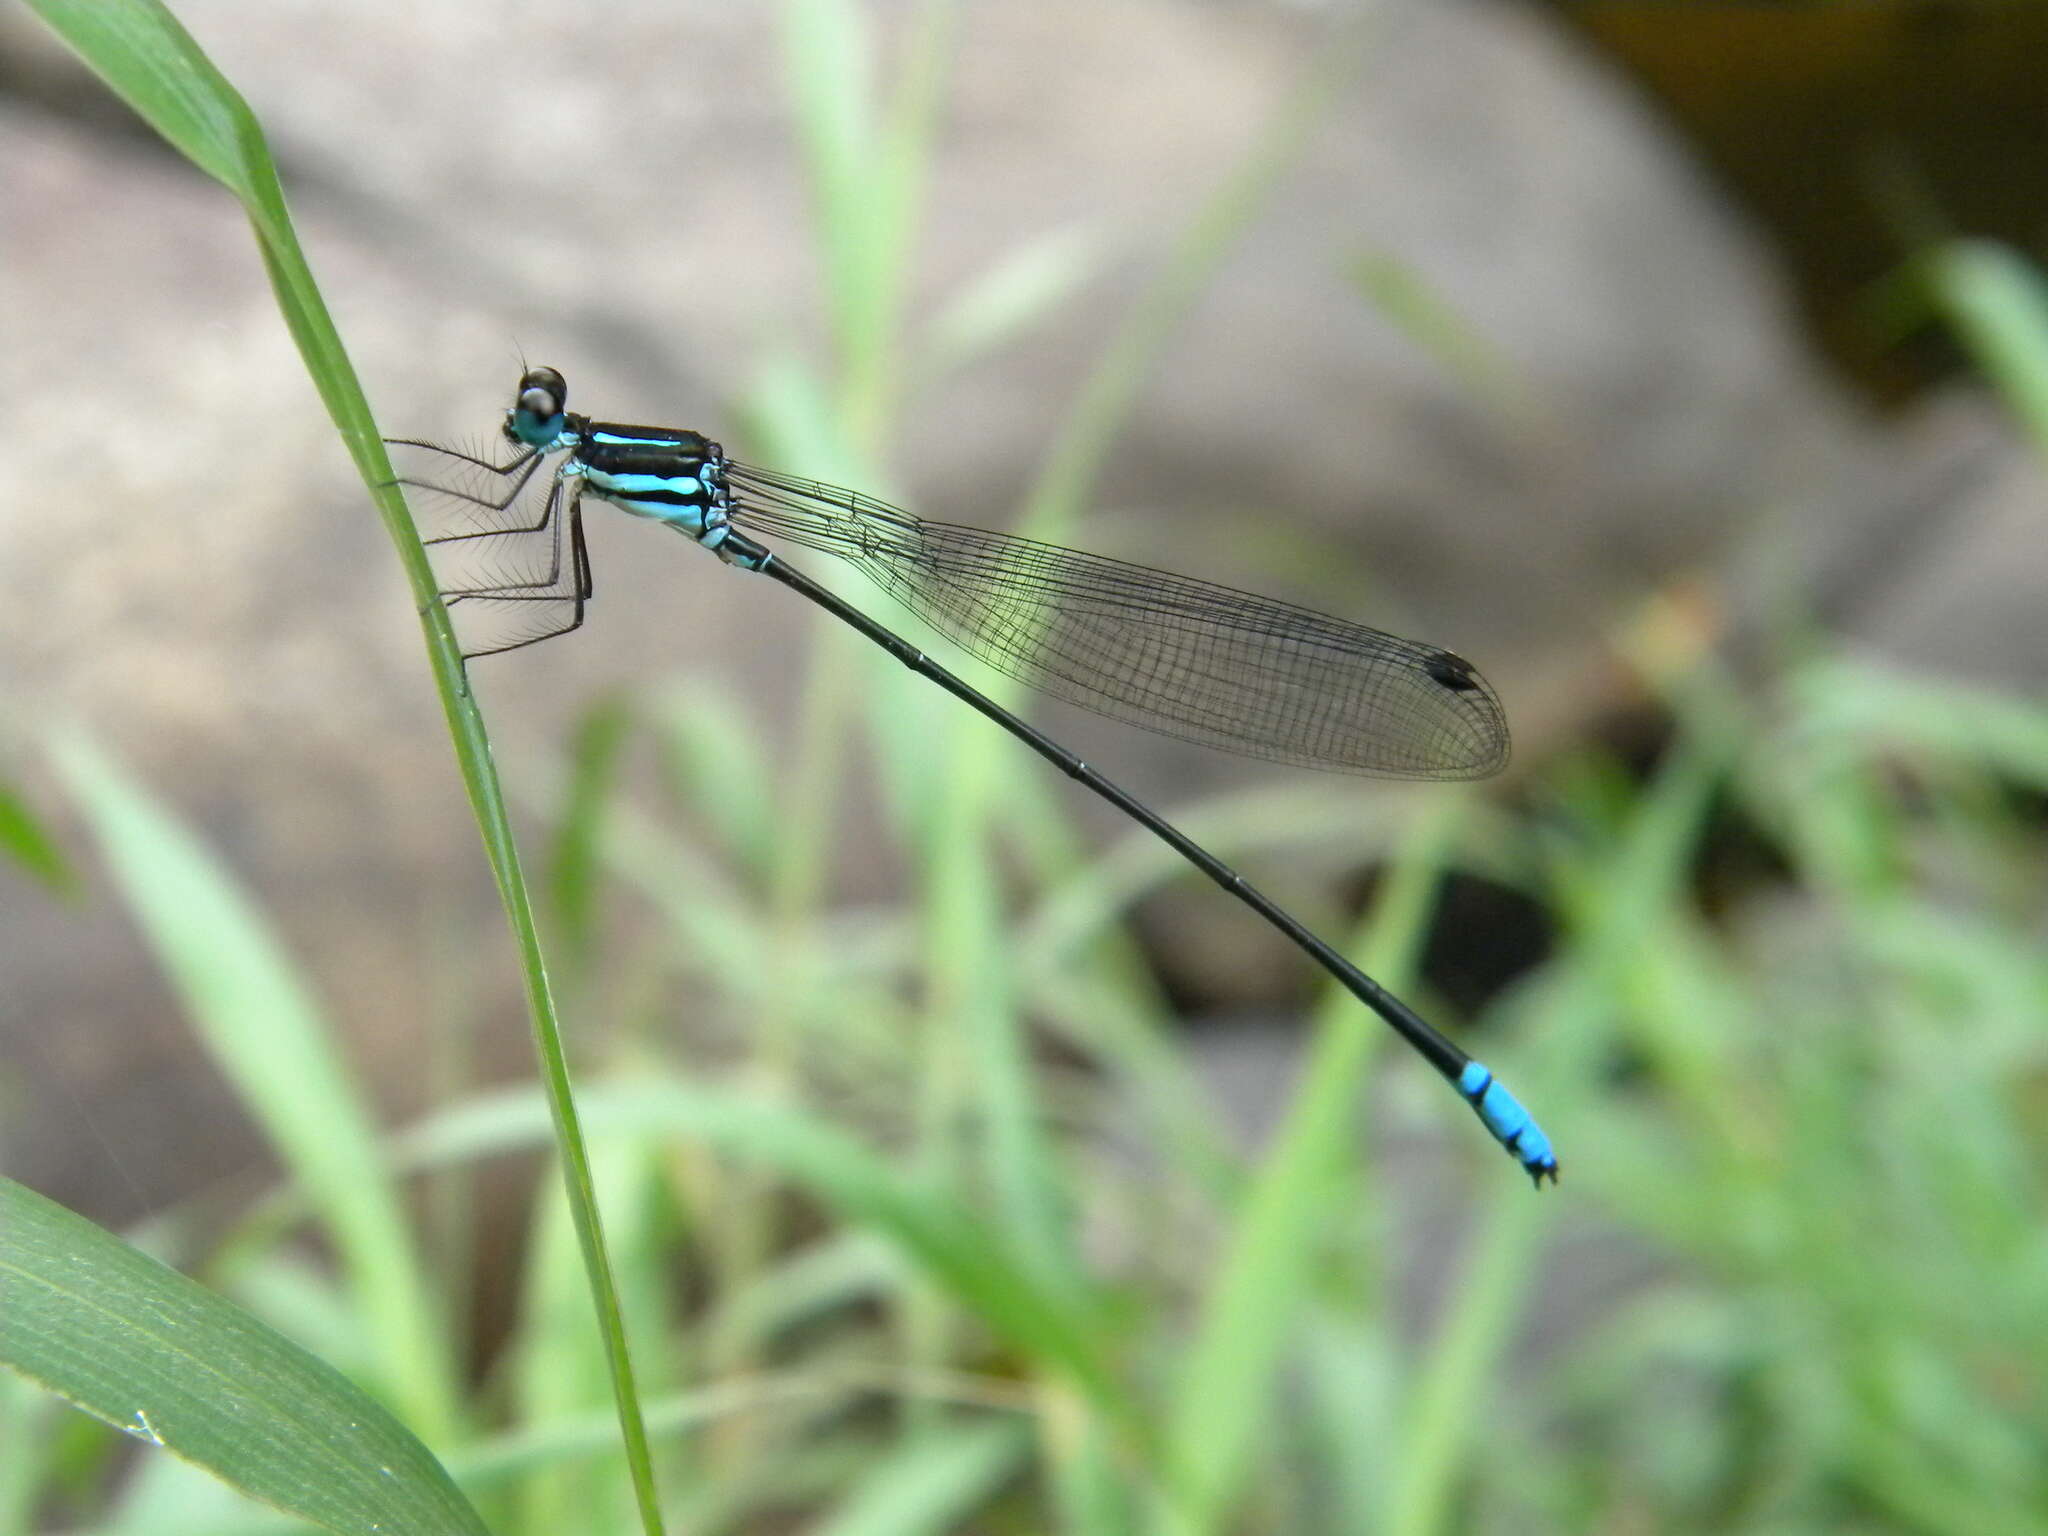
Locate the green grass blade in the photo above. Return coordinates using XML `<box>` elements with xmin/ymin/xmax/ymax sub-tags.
<box><xmin>398</xmin><ymin>1079</ymin><xmax>1147</xmax><ymax>1449</ymax></box>
<box><xmin>514</xmin><ymin>1138</ymin><xmax>672</xmax><ymax>1536</ymax></box>
<box><xmin>928</xmin><ymin>729</ymin><xmax>1077</xmax><ymax>1295</ymax></box>
<box><xmin>812</xmin><ymin>1418</ymin><xmax>1029</xmax><ymax>1536</ymax></box>
<box><xmin>781</xmin><ymin>0</ymin><xmax>878</xmax><ymax>388</ymax></box>
<box><xmin>23</xmin><ymin>5</ymin><xmax>669</xmax><ymax>1527</ymax></box>
<box><xmin>1385</xmin><ymin>1188</ymin><xmax>1543</xmax><ymax>1536</ymax></box>
<box><xmin>549</xmin><ymin>692</ymin><xmax>637</xmax><ymax>984</ymax></box>
<box><xmin>24</xmin><ymin>0</ymin><xmax>250</xmax><ymax>196</ymax></box>
<box><xmin>0</xmin><ymin>776</ymin><xmax>77</xmax><ymax>898</ymax></box>
<box><xmin>1923</xmin><ymin>240</ymin><xmax>2048</xmax><ymax>458</ymax></box>
<box><xmin>0</xmin><ymin>1178</ymin><xmax>489</xmax><ymax>1536</ymax></box>
<box><xmin>102</xmin><ymin>1454</ymin><xmax>263</xmax><ymax>1536</ymax></box>
<box><xmin>52</xmin><ymin>733</ymin><xmax>457</xmax><ymax>1443</ymax></box>
<box><xmin>780</xmin><ymin>0</ymin><xmax>952</xmax><ymax>442</ymax></box>
<box><xmin>888</xmin><ymin>25</ymin><xmax>1384</xmax><ymax>1517</ymax></box>
<box><xmin>920</xmin><ymin>222</ymin><xmax>1108</xmax><ymax>385</ymax></box>
<box><xmin>1017</xmin><ymin>11</ymin><xmax>1377</xmax><ymax>545</ymax></box>
<box><xmin>0</xmin><ymin>1374</ymin><xmax>53</xmax><ymax>1536</ymax></box>
<box><xmin>1348</xmin><ymin>249</ymin><xmax>1532</xmax><ymax>424</ymax></box>
<box><xmin>448</xmin><ymin>1375</ymin><xmax>842</xmax><ymax>1494</ymax></box>
<box><xmin>1296</xmin><ymin>1307</ymin><xmax>1397</xmax><ymax>1533</ymax></box>
<box><xmin>1161</xmin><ymin>795</ymin><xmax>1462</xmax><ymax>1536</ymax></box>
<box><xmin>654</xmin><ymin>683</ymin><xmax>780</xmax><ymax>876</ymax></box>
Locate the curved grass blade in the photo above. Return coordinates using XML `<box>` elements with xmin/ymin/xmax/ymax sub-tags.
<box><xmin>0</xmin><ymin>776</ymin><xmax>77</xmax><ymax>897</ymax></box>
<box><xmin>22</xmin><ymin>4</ymin><xmax>667</xmax><ymax>1530</ymax></box>
<box><xmin>52</xmin><ymin>732</ymin><xmax>457</xmax><ymax>1442</ymax></box>
<box><xmin>0</xmin><ymin>1178</ymin><xmax>489</xmax><ymax>1536</ymax></box>
<box><xmin>1923</xmin><ymin>240</ymin><xmax>2048</xmax><ymax>456</ymax></box>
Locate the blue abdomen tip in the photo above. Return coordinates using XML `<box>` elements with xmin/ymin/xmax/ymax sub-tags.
<box><xmin>1458</xmin><ymin>1061</ymin><xmax>1559</xmax><ymax>1187</ymax></box>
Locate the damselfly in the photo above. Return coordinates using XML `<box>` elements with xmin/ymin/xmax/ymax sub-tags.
<box><xmin>390</xmin><ymin>368</ymin><xmax>1556</xmax><ymax>1184</ymax></box>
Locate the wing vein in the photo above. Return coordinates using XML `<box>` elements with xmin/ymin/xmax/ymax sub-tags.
<box><xmin>725</xmin><ymin>463</ymin><xmax>1508</xmax><ymax>779</ymax></box>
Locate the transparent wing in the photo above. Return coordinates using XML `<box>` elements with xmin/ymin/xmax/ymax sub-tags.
<box><xmin>725</xmin><ymin>463</ymin><xmax>1508</xmax><ymax>779</ymax></box>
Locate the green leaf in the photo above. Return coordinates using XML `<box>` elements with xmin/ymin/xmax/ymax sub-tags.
<box><xmin>0</xmin><ymin>1370</ymin><xmax>56</xmax><ymax>1534</ymax></box>
<box><xmin>52</xmin><ymin>732</ymin><xmax>457</xmax><ymax>1442</ymax></box>
<box><xmin>654</xmin><ymin>683</ymin><xmax>778</xmax><ymax>876</ymax></box>
<box><xmin>1924</xmin><ymin>240</ymin><xmax>2048</xmax><ymax>459</ymax></box>
<box><xmin>549</xmin><ymin>691</ymin><xmax>636</xmax><ymax>980</ymax></box>
<box><xmin>781</xmin><ymin>0</ymin><xmax>883</xmax><ymax>418</ymax></box>
<box><xmin>0</xmin><ymin>1178</ymin><xmax>489</xmax><ymax>1536</ymax></box>
<box><xmin>921</xmin><ymin>223</ymin><xmax>1107</xmax><ymax>382</ymax></box>
<box><xmin>812</xmin><ymin>1418</ymin><xmax>1029</xmax><ymax>1536</ymax></box>
<box><xmin>0</xmin><ymin>778</ymin><xmax>77</xmax><ymax>897</ymax></box>
<box><xmin>24</xmin><ymin>0</ymin><xmax>253</xmax><ymax>198</ymax></box>
<box><xmin>780</xmin><ymin>0</ymin><xmax>952</xmax><ymax>440</ymax></box>
<box><xmin>399</xmin><ymin>1079</ymin><xmax>1143</xmax><ymax>1442</ymax></box>
<box><xmin>1386</xmin><ymin>1188</ymin><xmax>1544</xmax><ymax>1536</ymax></box>
<box><xmin>1348</xmin><ymin>249</ymin><xmax>1530</xmax><ymax>422</ymax></box>
<box><xmin>513</xmin><ymin>1136</ymin><xmax>671</xmax><ymax>1536</ymax></box>
<box><xmin>1163</xmin><ymin>797</ymin><xmax>1464</xmax><ymax>1536</ymax></box>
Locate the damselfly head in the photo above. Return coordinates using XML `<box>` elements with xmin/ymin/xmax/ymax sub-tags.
<box><xmin>505</xmin><ymin>365</ymin><xmax>569</xmax><ymax>448</ymax></box>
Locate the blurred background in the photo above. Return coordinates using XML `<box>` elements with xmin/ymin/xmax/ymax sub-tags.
<box><xmin>4</xmin><ymin>0</ymin><xmax>2047</xmax><ymax>1531</ymax></box>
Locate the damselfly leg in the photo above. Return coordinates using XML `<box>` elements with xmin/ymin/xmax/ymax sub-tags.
<box><xmin>387</xmin><ymin>440</ymin><xmax>592</xmax><ymax>659</ymax></box>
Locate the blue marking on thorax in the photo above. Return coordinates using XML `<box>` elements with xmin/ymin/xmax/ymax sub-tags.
<box><xmin>592</xmin><ymin>430</ymin><xmax>684</xmax><ymax>448</ymax></box>
<box><xmin>571</xmin><ymin>457</ymin><xmax>727</xmax><ymax>542</ymax></box>
<box><xmin>1458</xmin><ymin>1060</ymin><xmax>1557</xmax><ymax>1179</ymax></box>
<box><xmin>587</xmin><ymin>470</ymin><xmax>702</xmax><ymax>499</ymax></box>
<box><xmin>562</xmin><ymin>431</ymin><xmax>737</xmax><ymax>552</ymax></box>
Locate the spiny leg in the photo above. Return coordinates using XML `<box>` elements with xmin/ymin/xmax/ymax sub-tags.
<box><xmin>430</xmin><ymin>478</ymin><xmax>571</xmax><ymax>594</ymax></box>
<box><xmin>438</xmin><ymin>484</ymin><xmax>594</xmax><ymax>660</ymax></box>
<box><xmin>386</xmin><ymin>436</ymin><xmax>539</xmax><ymax>478</ymax></box>
<box><xmin>383</xmin><ymin>439</ymin><xmax>553</xmax><ymax>548</ymax></box>
<box><xmin>401</xmin><ymin>452</ymin><xmax>549</xmax><ymax>530</ymax></box>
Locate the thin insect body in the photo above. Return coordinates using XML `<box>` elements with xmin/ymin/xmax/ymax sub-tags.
<box><xmin>390</xmin><ymin>368</ymin><xmax>1556</xmax><ymax>1184</ymax></box>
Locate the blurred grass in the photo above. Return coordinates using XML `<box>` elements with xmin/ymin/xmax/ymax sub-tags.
<box><xmin>15</xmin><ymin>0</ymin><xmax>671</xmax><ymax>1531</ymax></box>
<box><xmin>0</xmin><ymin>775</ymin><xmax>77</xmax><ymax>899</ymax></box>
<box><xmin>48</xmin><ymin>734</ymin><xmax>458</xmax><ymax>1442</ymax></box>
<box><xmin>11</xmin><ymin>1</ymin><xmax>2048</xmax><ymax>1534</ymax></box>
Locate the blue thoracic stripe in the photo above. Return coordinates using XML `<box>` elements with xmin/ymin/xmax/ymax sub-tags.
<box><xmin>567</xmin><ymin>416</ymin><xmax>727</xmax><ymax>539</ymax></box>
<box><xmin>589</xmin><ymin>427</ymin><xmax>702</xmax><ymax>448</ymax></box>
<box><xmin>587</xmin><ymin>470</ymin><xmax>702</xmax><ymax>499</ymax></box>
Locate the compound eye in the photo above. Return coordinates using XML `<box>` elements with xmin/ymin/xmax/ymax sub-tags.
<box><xmin>517</xmin><ymin>366</ymin><xmax>568</xmax><ymax>419</ymax></box>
